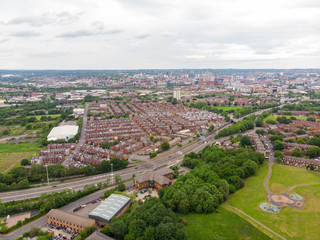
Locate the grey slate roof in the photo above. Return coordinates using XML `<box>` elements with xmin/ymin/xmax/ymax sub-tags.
<box><xmin>47</xmin><ymin>209</ymin><xmax>93</xmax><ymax>227</ymax></box>
<box><xmin>86</xmin><ymin>231</ymin><xmax>114</xmax><ymax>240</ymax></box>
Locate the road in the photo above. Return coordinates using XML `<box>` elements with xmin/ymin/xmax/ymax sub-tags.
<box><xmin>0</xmin><ymin>103</ymin><xmax>281</xmax><ymax>203</ymax></box>
<box><xmin>0</xmin><ymin>183</ymin><xmax>133</xmax><ymax>240</ymax></box>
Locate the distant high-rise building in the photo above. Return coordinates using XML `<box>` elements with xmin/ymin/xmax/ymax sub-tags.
<box><xmin>173</xmin><ymin>88</ymin><xmax>181</xmax><ymax>100</ymax></box>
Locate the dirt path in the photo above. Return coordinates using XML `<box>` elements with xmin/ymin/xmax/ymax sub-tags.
<box><xmin>285</xmin><ymin>182</ymin><xmax>320</xmax><ymax>193</ymax></box>
<box><xmin>224</xmin><ymin>203</ymin><xmax>287</xmax><ymax>240</ymax></box>
<box><xmin>3</xmin><ymin>163</ymin><xmax>16</xmax><ymax>173</ymax></box>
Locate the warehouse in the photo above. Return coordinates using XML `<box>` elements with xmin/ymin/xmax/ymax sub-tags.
<box><xmin>47</xmin><ymin>125</ymin><xmax>79</xmax><ymax>141</ymax></box>
<box><xmin>46</xmin><ymin>209</ymin><xmax>95</xmax><ymax>233</ymax></box>
<box><xmin>89</xmin><ymin>194</ymin><xmax>131</xmax><ymax>227</ymax></box>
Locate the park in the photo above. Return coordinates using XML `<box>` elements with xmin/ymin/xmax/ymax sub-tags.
<box><xmin>182</xmin><ymin>161</ymin><xmax>320</xmax><ymax>240</ymax></box>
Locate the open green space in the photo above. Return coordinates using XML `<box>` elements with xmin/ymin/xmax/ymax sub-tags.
<box><xmin>0</xmin><ymin>142</ymin><xmax>41</xmax><ymax>153</ymax></box>
<box><xmin>216</xmin><ymin>106</ymin><xmax>244</xmax><ymax>111</ymax></box>
<box><xmin>263</xmin><ymin>114</ymin><xmax>318</xmax><ymax>123</ymax></box>
<box><xmin>33</xmin><ymin>114</ymin><xmax>61</xmax><ymax>120</ymax></box>
<box><xmin>182</xmin><ymin>207</ymin><xmax>271</xmax><ymax>240</ymax></box>
<box><xmin>0</xmin><ymin>125</ymin><xmax>40</xmax><ymax>136</ymax></box>
<box><xmin>0</xmin><ymin>152</ymin><xmax>36</xmax><ymax>173</ymax></box>
<box><xmin>269</xmin><ymin>164</ymin><xmax>320</xmax><ymax>194</ymax></box>
<box><xmin>226</xmin><ymin>162</ymin><xmax>320</xmax><ymax>240</ymax></box>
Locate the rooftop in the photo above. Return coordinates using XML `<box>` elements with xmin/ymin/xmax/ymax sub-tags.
<box><xmin>47</xmin><ymin>209</ymin><xmax>93</xmax><ymax>227</ymax></box>
<box><xmin>88</xmin><ymin>194</ymin><xmax>131</xmax><ymax>223</ymax></box>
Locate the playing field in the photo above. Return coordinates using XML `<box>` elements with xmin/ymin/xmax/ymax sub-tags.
<box><xmin>269</xmin><ymin>164</ymin><xmax>320</xmax><ymax>194</ymax></box>
<box><xmin>226</xmin><ymin>162</ymin><xmax>320</xmax><ymax>240</ymax></box>
<box><xmin>182</xmin><ymin>207</ymin><xmax>271</xmax><ymax>240</ymax></box>
<box><xmin>0</xmin><ymin>142</ymin><xmax>40</xmax><ymax>173</ymax></box>
<box><xmin>216</xmin><ymin>106</ymin><xmax>244</xmax><ymax>111</ymax></box>
<box><xmin>263</xmin><ymin>114</ymin><xmax>318</xmax><ymax>123</ymax></box>
<box><xmin>0</xmin><ymin>152</ymin><xmax>36</xmax><ymax>173</ymax></box>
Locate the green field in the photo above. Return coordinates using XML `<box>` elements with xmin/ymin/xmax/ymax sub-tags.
<box><xmin>182</xmin><ymin>207</ymin><xmax>271</xmax><ymax>240</ymax></box>
<box><xmin>0</xmin><ymin>142</ymin><xmax>41</xmax><ymax>173</ymax></box>
<box><xmin>263</xmin><ymin>114</ymin><xmax>318</xmax><ymax>123</ymax></box>
<box><xmin>34</xmin><ymin>114</ymin><xmax>60</xmax><ymax>120</ymax></box>
<box><xmin>0</xmin><ymin>152</ymin><xmax>36</xmax><ymax>173</ymax></box>
<box><xmin>216</xmin><ymin>106</ymin><xmax>244</xmax><ymax>111</ymax></box>
<box><xmin>0</xmin><ymin>125</ymin><xmax>40</xmax><ymax>136</ymax></box>
<box><xmin>226</xmin><ymin>162</ymin><xmax>320</xmax><ymax>240</ymax></box>
<box><xmin>0</xmin><ymin>142</ymin><xmax>41</xmax><ymax>153</ymax></box>
<box><xmin>269</xmin><ymin>165</ymin><xmax>320</xmax><ymax>193</ymax></box>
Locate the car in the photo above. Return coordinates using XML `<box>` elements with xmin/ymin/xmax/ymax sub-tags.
<box><xmin>135</xmin><ymin>167</ymin><xmax>138</xmax><ymax>169</ymax></box>
<box><xmin>52</xmin><ymin>185</ymin><xmax>57</xmax><ymax>188</ymax></box>
<box><xmin>98</xmin><ymin>198</ymin><xmax>101</xmax><ymax>201</ymax></box>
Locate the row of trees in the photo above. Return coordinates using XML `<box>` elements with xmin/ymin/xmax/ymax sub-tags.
<box><xmin>0</xmin><ymin>184</ymin><xmax>102</xmax><ymax>233</ymax></box>
<box><xmin>216</xmin><ymin>116</ymin><xmax>255</xmax><ymax>138</ymax></box>
<box><xmin>160</xmin><ymin>147</ymin><xmax>264</xmax><ymax>214</ymax></box>
<box><xmin>0</xmin><ymin>158</ymin><xmax>128</xmax><ymax>193</ymax></box>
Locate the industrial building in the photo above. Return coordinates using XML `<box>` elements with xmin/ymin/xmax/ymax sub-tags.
<box><xmin>46</xmin><ymin>209</ymin><xmax>95</xmax><ymax>233</ymax></box>
<box><xmin>47</xmin><ymin>125</ymin><xmax>79</xmax><ymax>141</ymax></box>
<box><xmin>88</xmin><ymin>194</ymin><xmax>131</xmax><ymax>227</ymax></box>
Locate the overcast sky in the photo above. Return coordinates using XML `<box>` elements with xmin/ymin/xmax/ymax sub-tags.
<box><xmin>1</xmin><ymin>0</ymin><xmax>320</xmax><ymax>69</ymax></box>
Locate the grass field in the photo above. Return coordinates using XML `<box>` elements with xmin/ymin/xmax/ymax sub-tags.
<box><xmin>226</xmin><ymin>162</ymin><xmax>320</xmax><ymax>240</ymax></box>
<box><xmin>263</xmin><ymin>114</ymin><xmax>318</xmax><ymax>123</ymax></box>
<box><xmin>0</xmin><ymin>142</ymin><xmax>41</xmax><ymax>173</ymax></box>
<box><xmin>182</xmin><ymin>207</ymin><xmax>272</xmax><ymax>240</ymax></box>
<box><xmin>0</xmin><ymin>125</ymin><xmax>40</xmax><ymax>136</ymax></box>
<box><xmin>216</xmin><ymin>106</ymin><xmax>244</xmax><ymax>111</ymax></box>
<box><xmin>0</xmin><ymin>142</ymin><xmax>41</xmax><ymax>153</ymax></box>
<box><xmin>0</xmin><ymin>152</ymin><xmax>36</xmax><ymax>173</ymax></box>
<box><xmin>269</xmin><ymin>165</ymin><xmax>320</xmax><ymax>193</ymax></box>
<box><xmin>34</xmin><ymin>114</ymin><xmax>60</xmax><ymax>120</ymax></box>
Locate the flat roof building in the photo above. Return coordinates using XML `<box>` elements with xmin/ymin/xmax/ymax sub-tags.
<box><xmin>47</xmin><ymin>125</ymin><xmax>79</xmax><ymax>141</ymax></box>
<box><xmin>46</xmin><ymin>209</ymin><xmax>95</xmax><ymax>233</ymax></box>
<box><xmin>89</xmin><ymin>194</ymin><xmax>131</xmax><ymax>226</ymax></box>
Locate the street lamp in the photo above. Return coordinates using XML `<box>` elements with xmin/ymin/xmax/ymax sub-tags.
<box><xmin>46</xmin><ymin>164</ymin><xmax>49</xmax><ymax>186</ymax></box>
<box><xmin>111</xmin><ymin>163</ymin><xmax>113</xmax><ymax>185</ymax></box>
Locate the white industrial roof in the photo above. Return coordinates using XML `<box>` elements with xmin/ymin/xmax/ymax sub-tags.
<box><xmin>47</xmin><ymin>125</ymin><xmax>79</xmax><ymax>141</ymax></box>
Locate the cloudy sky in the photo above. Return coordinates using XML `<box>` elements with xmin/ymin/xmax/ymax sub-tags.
<box><xmin>1</xmin><ymin>0</ymin><xmax>320</xmax><ymax>69</ymax></box>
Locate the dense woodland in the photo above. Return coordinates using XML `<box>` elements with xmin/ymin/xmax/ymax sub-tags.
<box><xmin>161</xmin><ymin>146</ymin><xmax>264</xmax><ymax>214</ymax></box>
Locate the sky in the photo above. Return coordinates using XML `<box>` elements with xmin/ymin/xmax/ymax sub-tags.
<box><xmin>0</xmin><ymin>0</ymin><xmax>320</xmax><ymax>69</ymax></box>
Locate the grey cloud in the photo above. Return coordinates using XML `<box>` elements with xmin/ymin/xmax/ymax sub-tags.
<box><xmin>28</xmin><ymin>52</ymin><xmax>69</xmax><ymax>58</ymax></box>
<box><xmin>4</xmin><ymin>12</ymin><xmax>82</xmax><ymax>27</ymax></box>
<box><xmin>135</xmin><ymin>34</ymin><xmax>150</xmax><ymax>39</ymax></box>
<box><xmin>0</xmin><ymin>38</ymin><xmax>10</xmax><ymax>43</ymax></box>
<box><xmin>11</xmin><ymin>31</ymin><xmax>41</xmax><ymax>37</ymax></box>
<box><xmin>56</xmin><ymin>29</ymin><xmax>122</xmax><ymax>38</ymax></box>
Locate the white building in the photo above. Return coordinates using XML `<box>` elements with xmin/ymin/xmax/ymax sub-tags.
<box><xmin>173</xmin><ymin>88</ymin><xmax>181</xmax><ymax>100</ymax></box>
<box><xmin>47</xmin><ymin>125</ymin><xmax>79</xmax><ymax>141</ymax></box>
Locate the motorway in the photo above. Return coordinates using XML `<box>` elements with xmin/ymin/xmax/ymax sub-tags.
<box><xmin>0</xmin><ymin>106</ymin><xmax>282</xmax><ymax>203</ymax></box>
<box><xmin>0</xmin><ymin>104</ymin><xmax>286</xmax><ymax>203</ymax></box>
<box><xmin>0</xmin><ymin>121</ymin><xmax>231</xmax><ymax>203</ymax></box>
<box><xmin>0</xmin><ymin>104</ymin><xmax>290</xmax><ymax>239</ymax></box>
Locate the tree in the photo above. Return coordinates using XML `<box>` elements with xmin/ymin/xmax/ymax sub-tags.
<box><xmin>161</xmin><ymin>141</ymin><xmax>170</xmax><ymax>151</ymax></box>
<box><xmin>274</xmin><ymin>150</ymin><xmax>284</xmax><ymax>159</ymax></box>
<box><xmin>100</xmin><ymin>160</ymin><xmax>111</xmax><ymax>172</ymax></box>
<box><xmin>149</xmin><ymin>134</ymin><xmax>154</xmax><ymax>141</ymax></box>
<box><xmin>240</xmin><ymin>135</ymin><xmax>252</xmax><ymax>147</ymax></box>
<box><xmin>255</xmin><ymin>129</ymin><xmax>265</xmax><ymax>135</ymax></box>
<box><xmin>307</xmin><ymin>117</ymin><xmax>316</xmax><ymax>122</ymax></box>
<box><xmin>291</xmin><ymin>147</ymin><xmax>303</xmax><ymax>157</ymax></box>
<box><xmin>208</xmin><ymin>125</ymin><xmax>215</xmax><ymax>132</ymax></box>
<box><xmin>306</xmin><ymin>146</ymin><xmax>320</xmax><ymax>158</ymax></box>
<box><xmin>115</xmin><ymin>175</ymin><xmax>122</xmax><ymax>184</ymax></box>
<box><xmin>149</xmin><ymin>152</ymin><xmax>157</xmax><ymax>158</ymax></box>
<box><xmin>25</xmin><ymin>123</ymin><xmax>33</xmax><ymax>130</ymax></box>
<box><xmin>20</xmin><ymin>159</ymin><xmax>30</xmax><ymax>166</ymax></box>
<box><xmin>111</xmin><ymin>220</ymin><xmax>127</xmax><ymax>239</ymax></box>
<box><xmin>273</xmin><ymin>140</ymin><xmax>284</xmax><ymax>151</ymax></box>
<box><xmin>101</xmin><ymin>141</ymin><xmax>111</xmax><ymax>149</ymax></box>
